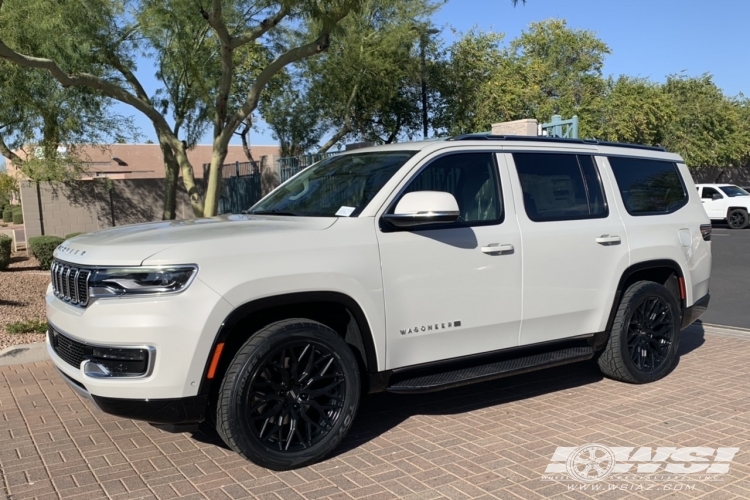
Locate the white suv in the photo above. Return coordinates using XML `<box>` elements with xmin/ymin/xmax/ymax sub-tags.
<box><xmin>47</xmin><ymin>136</ymin><xmax>712</xmax><ymax>470</ymax></box>
<box><xmin>695</xmin><ymin>183</ymin><xmax>750</xmax><ymax>229</ymax></box>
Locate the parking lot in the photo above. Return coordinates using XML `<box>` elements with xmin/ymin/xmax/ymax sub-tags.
<box><xmin>700</xmin><ymin>224</ymin><xmax>750</xmax><ymax>328</ymax></box>
<box><xmin>2</xmin><ymin>322</ymin><xmax>750</xmax><ymax>500</ymax></box>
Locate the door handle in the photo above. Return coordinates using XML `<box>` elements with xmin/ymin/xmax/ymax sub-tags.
<box><xmin>481</xmin><ymin>243</ymin><xmax>514</xmax><ymax>254</ymax></box>
<box><xmin>596</xmin><ymin>235</ymin><xmax>621</xmax><ymax>245</ymax></box>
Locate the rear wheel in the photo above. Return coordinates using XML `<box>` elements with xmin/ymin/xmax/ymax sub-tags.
<box><xmin>598</xmin><ymin>281</ymin><xmax>680</xmax><ymax>384</ymax></box>
<box><xmin>216</xmin><ymin>319</ymin><xmax>360</xmax><ymax>470</ymax></box>
<box><xmin>727</xmin><ymin>208</ymin><xmax>749</xmax><ymax>229</ymax></box>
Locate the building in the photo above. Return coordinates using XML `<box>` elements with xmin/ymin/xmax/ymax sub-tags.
<box><xmin>5</xmin><ymin>143</ymin><xmax>281</xmax><ymax>180</ymax></box>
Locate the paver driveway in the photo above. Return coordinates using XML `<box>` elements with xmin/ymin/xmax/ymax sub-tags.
<box><xmin>1</xmin><ymin>323</ymin><xmax>750</xmax><ymax>500</ymax></box>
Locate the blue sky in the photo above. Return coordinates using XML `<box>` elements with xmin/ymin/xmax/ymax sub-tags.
<box><xmin>3</xmin><ymin>0</ymin><xmax>749</xmax><ymax>165</ymax></box>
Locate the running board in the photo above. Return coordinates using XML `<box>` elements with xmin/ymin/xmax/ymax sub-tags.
<box><xmin>386</xmin><ymin>346</ymin><xmax>594</xmax><ymax>393</ymax></box>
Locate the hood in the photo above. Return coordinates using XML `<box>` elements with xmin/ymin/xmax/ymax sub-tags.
<box><xmin>54</xmin><ymin>215</ymin><xmax>337</xmax><ymax>266</ymax></box>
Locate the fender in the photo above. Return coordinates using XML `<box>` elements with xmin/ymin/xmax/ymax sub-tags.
<box><xmin>605</xmin><ymin>259</ymin><xmax>686</xmax><ymax>333</ymax></box>
<box><xmin>196</xmin><ymin>291</ymin><xmax>379</xmax><ymax>397</ymax></box>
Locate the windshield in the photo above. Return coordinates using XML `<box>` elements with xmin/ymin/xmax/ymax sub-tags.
<box><xmin>719</xmin><ymin>185</ymin><xmax>750</xmax><ymax>197</ymax></box>
<box><xmin>249</xmin><ymin>151</ymin><xmax>415</xmax><ymax>217</ymax></box>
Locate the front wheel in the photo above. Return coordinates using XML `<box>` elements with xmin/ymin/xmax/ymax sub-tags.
<box><xmin>597</xmin><ymin>281</ymin><xmax>680</xmax><ymax>384</ymax></box>
<box><xmin>216</xmin><ymin>319</ymin><xmax>360</xmax><ymax>470</ymax></box>
<box><xmin>727</xmin><ymin>208</ymin><xmax>749</xmax><ymax>229</ymax></box>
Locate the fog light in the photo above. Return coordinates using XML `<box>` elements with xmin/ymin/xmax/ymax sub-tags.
<box><xmin>90</xmin><ymin>347</ymin><xmax>150</xmax><ymax>376</ymax></box>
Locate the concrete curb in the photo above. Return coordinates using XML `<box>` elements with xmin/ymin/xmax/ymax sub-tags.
<box><xmin>0</xmin><ymin>342</ymin><xmax>49</xmax><ymax>367</ymax></box>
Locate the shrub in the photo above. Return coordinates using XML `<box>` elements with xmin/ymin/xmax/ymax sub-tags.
<box><xmin>6</xmin><ymin>319</ymin><xmax>48</xmax><ymax>334</ymax></box>
<box><xmin>2</xmin><ymin>209</ymin><xmax>11</xmax><ymax>223</ymax></box>
<box><xmin>64</xmin><ymin>232</ymin><xmax>84</xmax><ymax>239</ymax></box>
<box><xmin>0</xmin><ymin>234</ymin><xmax>11</xmax><ymax>270</ymax></box>
<box><xmin>28</xmin><ymin>235</ymin><xmax>64</xmax><ymax>270</ymax></box>
<box><xmin>12</xmin><ymin>211</ymin><xmax>22</xmax><ymax>224</ymax></box>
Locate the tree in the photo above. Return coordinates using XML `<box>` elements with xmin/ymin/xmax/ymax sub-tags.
<box><xmin>263</xmin><ymin>85</ymin><xmax>327</xmax><ymax>157</ymax></box>
<box><xmin>0</xmin><ymin>0</ymin><xmax>361</xmax><ymax>217</ymax></box>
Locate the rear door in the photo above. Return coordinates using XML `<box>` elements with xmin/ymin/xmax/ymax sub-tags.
<box><xmin>504</xmin><ymin>152</ymin><xmax>630</xmax><ymax>345</ymax></box>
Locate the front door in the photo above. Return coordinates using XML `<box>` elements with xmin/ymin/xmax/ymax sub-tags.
<box><xmin>377</xmin><ymin>151</ymin><xmax>523</xmax><ymax>369</ymax></box>
<box><xmin>700</xmin><ymin>186</ymin><xmax>726</xmax><ymax>219</ymax></box>
<box><xmin>504</xmin><ymin>152</ymin><xmax>630</xmax><ymax>346</ymax></box>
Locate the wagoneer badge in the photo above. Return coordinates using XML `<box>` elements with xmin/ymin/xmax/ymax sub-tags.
<box><xmin>401</xmin><ymin>321</ymin><xmax>461</xmax><ymax>335</ymax></box>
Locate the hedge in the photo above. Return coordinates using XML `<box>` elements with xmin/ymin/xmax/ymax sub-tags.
<box><xmin>12</xmin><ymin>212</ymin><xmax>22</xmax><ymax>224</ymax></box>
<box><xmin>0</xmin><ymin>234</ymin><xmax>11</xmax><ymax>271</ymax></box>
<box><xmin>2</xmin><ymin>209</ymin><xmax>11</xmax><ymax>223</ymax></box>
<box><xmin>64</xmin><ymin>232</ymin><xmax>84</xmax><ymax>239</ymax></box>
<box><xmin>28</xmin><ymin>235</ymin><xmax>64</xmax><ymax>270</ymax></box>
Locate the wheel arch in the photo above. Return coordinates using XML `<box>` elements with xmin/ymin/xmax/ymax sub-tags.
<box><xmin>197</xmin><ymin>292</ymin><xmax>378</xmax><ymax>400</ymax></box>
<box><xmin>605</xmin><ymin>259</ymin><xmax>686</xmax><ymax>334</ymax></box>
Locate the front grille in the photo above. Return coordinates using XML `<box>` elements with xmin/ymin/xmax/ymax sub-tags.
<box><xmin>49</xmin><ymin>326</ymin><xmax>92</xmax><ymax>369</ymax></box>
<box><xmin>51</xmin><ymin>260</ymin><xmax>91</xmax><ymax>306</ymax></box>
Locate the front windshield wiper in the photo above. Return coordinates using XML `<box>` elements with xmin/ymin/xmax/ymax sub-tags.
<box><xmin>249</xmin><ymin>210</ymin><xmax>299</xmax><ymax>216</ymax></box>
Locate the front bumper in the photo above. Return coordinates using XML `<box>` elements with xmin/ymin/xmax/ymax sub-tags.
<box><xmin>46</xmin><ymin>276</ymin><xmax>233</xmax><ymax>405</ymax></box>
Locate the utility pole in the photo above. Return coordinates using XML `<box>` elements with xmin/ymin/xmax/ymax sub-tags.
<box><xmin>417</xmin><ymin>28</ymin><xmax>439</xmax><ymax>139</ymax></box>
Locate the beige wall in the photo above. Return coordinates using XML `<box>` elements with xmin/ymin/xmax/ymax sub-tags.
<box><xmin>20</xmin><ymin>178</ymin><xmax>204</xmax><ymax>239</ymax></box>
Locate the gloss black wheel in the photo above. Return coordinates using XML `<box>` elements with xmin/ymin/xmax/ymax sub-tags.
<box><xmin>728</xmin><ymin>208</ymin><xmax>749</xmax><ymax>229</ymax></box>
<box><xmin>597</xmin><ymin>281</ymin><xmax>680</xmax><ymax>384</ymax></box>
<box><xmin>216</xmin><ymin>319</ymin><xmax>360</xmax><ymax>470</ymax></box>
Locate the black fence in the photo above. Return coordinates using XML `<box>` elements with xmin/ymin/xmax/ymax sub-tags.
<box><xmin>203</xmin><ymin>162</ymin><xmax>263</xmax><ymax>214</ymax></box>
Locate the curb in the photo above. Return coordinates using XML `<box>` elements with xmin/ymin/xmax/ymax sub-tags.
<box><xmin>0</xmin><ymin>342</ymin><xmax>49</xmax><ymax>367</ymax></box>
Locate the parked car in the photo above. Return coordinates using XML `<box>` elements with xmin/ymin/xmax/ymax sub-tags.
<box><xmin>695</xmin><ymin>183</ymin><xmax>750</xmax><ymax>229</ymax></box>
<box><xmin>47</xmin><ymin>135</ymin><xmax>711</xmax><ymax>470</ymax></box>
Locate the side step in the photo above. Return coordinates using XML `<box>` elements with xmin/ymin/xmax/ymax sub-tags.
<box><xmin>386</xmin><ymin>346</ymin><xmax>594</xmax><ymax>393</ymax></box>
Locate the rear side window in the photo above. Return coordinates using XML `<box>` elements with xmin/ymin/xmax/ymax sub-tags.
<box><xmin>701</xmin><ymin>187</ymin><xmax>721</xmax><ymax>199</ymax></box>
<box><xmin>512</xmin><ymin>153</ymin><xmax>607</xmax><ymax>222</ymax></box>
<box><xmin>608</xmin><ymin>157</ymin><xmax>687</xmax><ymax>215</ymax></box>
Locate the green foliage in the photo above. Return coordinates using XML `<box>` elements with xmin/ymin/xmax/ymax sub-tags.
<box><xmin>11</xmin><ymin>211</ymin><xmax>22</xmax><ymax>224</ymax></box>
<box><xmin>0</xmin><ymin>173</ymin><xmax>17</xmax><ymax>203</ymax></box>
<box><xmin>0</xmin><ymin>234</ymin><xmax>11</xmax><ymax>270</ymax></box>
<box><xmin>2</xmin><ymin>209</ymin><xmax>11</xmax><ymax>223</ymax></box>
<box><xmin>28</xmin><ymin>235</ymin><xmax>63</xmax><ymax>270</ymax></box>
<box><xmin>6</xmin><ymin>319</ymin><xmax>48</xmax><ymax>334</ymax></box>
<box><xmin>64</xmin><ymin>232</ymin><xmax>84</xmax><ymax>239</ymax></box>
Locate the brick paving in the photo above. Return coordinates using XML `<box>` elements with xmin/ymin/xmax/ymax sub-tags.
<box><xmin>1</xmin><ymin>323</ymin><xmax>750</xmax><ymax>500</ymax></box>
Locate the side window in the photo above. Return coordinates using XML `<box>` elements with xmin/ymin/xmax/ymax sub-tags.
<box><xmin>608</xmin><ymin>157</ymin><xmax>687</xmax><ymax>215</ymax></box>
<box><xmin>701</xmin><ymin>187</ymin><xmax>720</xmax><ymax>199</ymax></box>
<box><xmin>512</xmin><ymin>153</ymin><xmax>608</xmax><ymax>222</ymax></box>
<box><xmin>401</xmin><ymin>152</ymin><xmax>503</xmax><ymax>224</ymax></box>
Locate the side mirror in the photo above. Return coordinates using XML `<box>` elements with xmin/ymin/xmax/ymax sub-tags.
<box><xmin>383</xmin><ymin>191</ymin><xmax>460</xmax><ymax>228</ymax></box>
<box><xmin>712</xmin><ymin>193</ymin><xmax>723</xmax><ymax>200</ymax></box>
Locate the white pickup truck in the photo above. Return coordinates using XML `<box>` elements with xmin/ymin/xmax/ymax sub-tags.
<box><xmin>695</xmin><ymin>183</ymin><xmax>750</xmax><ymax>229</ymax></box>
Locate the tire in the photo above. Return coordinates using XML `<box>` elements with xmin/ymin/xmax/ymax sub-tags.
<box><xmin>727</xmin><ymin>208</ymin><xmax>749</xmax><ymax>229</ymax></box>
<box><xmin>216</xmin><ymin>319</ymin><xmax>360</xmax><ymax>470</ymax></box>
<box><xmin>597</xmin><ymin>281</ymin><xmax>680</xmax><ymax>384</ymax></box>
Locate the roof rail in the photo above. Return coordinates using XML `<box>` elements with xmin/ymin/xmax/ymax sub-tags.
<box><xmin>447</xmin><ymin>134</ymin><xmax>667</xmax><ymax>152</ymax></box>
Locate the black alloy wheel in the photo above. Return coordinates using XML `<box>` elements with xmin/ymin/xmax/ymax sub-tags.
<box><xmin>216</xmin><ymin>319</ymin><xmax>360</xmax><ymax>470</ymax></box>
<box><xmin>728</xmin><ymin>208</ymin><xmax>749</xmax><ymax>229</ymax></box>
<box><xmin>243</xmin><ymin>341</ymin><xmax>346</xmax><ymax>452</ymax></box>
<box><xmin>597</xmin><ymin>281</ymin><xmax>680</xmax><ymax>384</ymax></box>
<box><xmin>626</xmin><ymin>296</ymin><xmax>674</xmax><ymax>373</ymax></box>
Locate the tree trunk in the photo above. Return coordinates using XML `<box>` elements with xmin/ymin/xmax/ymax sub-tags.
<box><xmin>169</xmin><ymin>139</ymin><xmax>204</xmax><ymax>217</ymax></box>
<box><xmin>318</xmin><ymin>124</ymin><xmax>351</xmax><ymax>154</ymax></box>
<box><xmin>157</xmin><ymin>133</ymin><xmax>179</xmax><ymax>220</ymax></box>
<box><xmin>204</xmin><ymin>145</ymin><xmax>229</xmax><ymax>216</ymax></box>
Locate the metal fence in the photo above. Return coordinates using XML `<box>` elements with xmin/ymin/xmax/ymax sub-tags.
<box><xmin>278</xmin><ymin>152</ymin><xmax>340</xmax><ymax>183</ymax></box>
<box><xmin>202</xmin><ymin>162</ymin><xmax>263</xmax><ymax>215</ymax></box>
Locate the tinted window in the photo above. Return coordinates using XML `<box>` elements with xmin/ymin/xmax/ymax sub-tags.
<box><xmin>609</xmin><ymin>157</ymin><xmax>687</xmax><ymax>215</ymax></box>
<box><xmin>401</xmin><ymin>152</ymin><xmax>502</xmax><ymax>224</ymax></box>
<box><xmin>250</xmin><ymin>152</ymin><xmax>413</xmax><ymax>217</ymax></box>
<box><xmin>513</xmin><ymin>153</ymin><xmax>607</xmax><ymax>222</ymax></box>
<box><xmin>702</xmin><ymin>187</ymin><xmax>721</xmax><ymax>199</ymax></box>
<box><xmin>719</xmin><ymin>185</ymin><xmax>750</xmax><ymax>197</ymax></box>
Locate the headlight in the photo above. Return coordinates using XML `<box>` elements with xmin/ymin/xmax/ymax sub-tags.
<box><xmin>89</xmin><ymin>265</ymin><xmax>197</xmax><ymax>298</ymax></box>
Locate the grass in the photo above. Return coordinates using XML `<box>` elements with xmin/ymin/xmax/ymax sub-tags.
<box><xmin>6</xmin><ymin>319</ymin><xmax>48</xmax><ymax>334</ymax></box>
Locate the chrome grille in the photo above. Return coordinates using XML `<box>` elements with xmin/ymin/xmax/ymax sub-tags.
<box><xmin>51</xmin><ymin>260</ymin><xmax>91</xmax><ymax>306</ymax></box>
